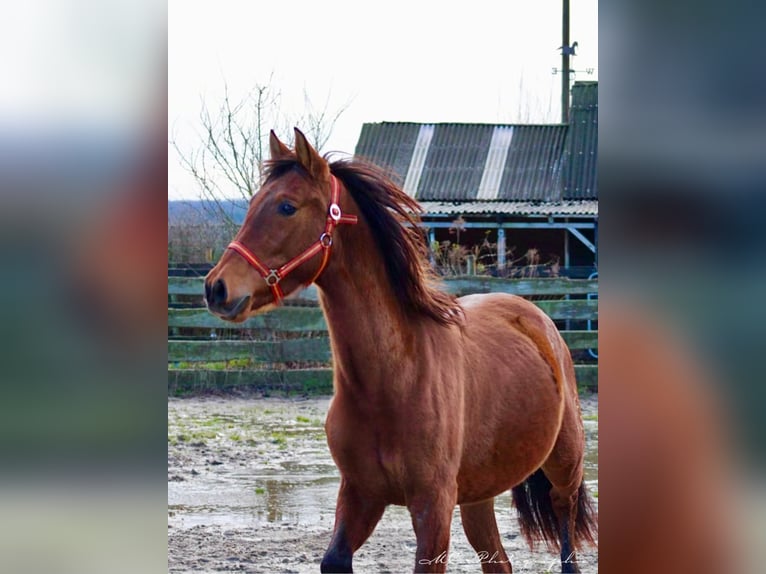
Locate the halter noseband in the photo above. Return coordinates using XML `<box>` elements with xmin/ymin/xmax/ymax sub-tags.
<box><xmin>226</xmin><ymin>175</ymin><xmax>357</xmax><ymax>305</ymax></box>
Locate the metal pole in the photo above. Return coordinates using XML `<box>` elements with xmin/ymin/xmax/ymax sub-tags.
<box><xmin>562</xmin><ymin>0</ymin><xmax>570</xmax><ymax>124</ymax></box>
<box><xmin>428</xmin><ymin>227</ymin><xmax>436</xmax><ymax>265</ymax></box>
<box><xmin>593</xmin><ymin>219</ymin><xmax>598</xmax><ymax>268</ymax></box>
<box><xmin>497</xmin><ymin>228</ymin><xmax>506</xmax><ymax>273</ymax></box>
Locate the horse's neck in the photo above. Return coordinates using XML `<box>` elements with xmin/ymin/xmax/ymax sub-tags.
<box><xmin>316</xmin><ymin>244</ymin><xmax>414</xmax><ymax>397</ymax></box>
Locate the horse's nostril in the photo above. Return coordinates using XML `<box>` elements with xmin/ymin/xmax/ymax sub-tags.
<box><xmin>204</xmin><ymin>280</ymin><xmax>212</xmax><ymax>302</ymax></box>
<box><xmin>207</xmin><ymin>278</ymin><xmax>227</xmax><ymax>308</ymax></box>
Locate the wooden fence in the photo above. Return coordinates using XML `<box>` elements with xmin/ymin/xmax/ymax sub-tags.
<box><xmin>168</xmin><ymin>276</ymin><xmax>597</xmax><ymax>395</ymax></box>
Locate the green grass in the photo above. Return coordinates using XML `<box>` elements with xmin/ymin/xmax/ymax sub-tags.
<box><xmin>175</xmin><ymin>429</ymin><xmax>218</xmax><ymax>441</ymax></box>
<box><xmin>296</xmin><ymin>415</ymin><xmax>311</xmax><ymax>424</ymax></box>
<box><xmin>582</xmin><ymin>414</ymin><xmax>598</xmax><ymax>421</ymax></box>
<box><xmin>270</xmin><ymin>431</ymin><xmax>288</xmax><ymax>448</ymax></box>
<box><xmin>170</xmin><ymin>358</ymin><xmax>261</xmax><ymax>370</ymax></box>
<box><xmin>254</xmin><ymin>487</ymin><xmax>266</xmax><ymax>495</ymax></box>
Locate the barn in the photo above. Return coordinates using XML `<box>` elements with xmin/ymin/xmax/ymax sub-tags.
<box><xmin>353</xmin><ymin>81</ymin><xmax>597</xmax><ymax>278</ymax></box>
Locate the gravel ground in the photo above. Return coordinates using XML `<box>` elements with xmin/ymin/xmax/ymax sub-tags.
<box><xmin>168</xmin><ymin>394</ymin><xmax>598</xmax><ymax>573</ymax></box>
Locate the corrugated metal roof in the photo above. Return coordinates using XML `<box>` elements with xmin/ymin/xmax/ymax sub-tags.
<box><xmin>562</xmin><ymin>82</ymin><xmax>598</xmax><ymax>199</ymax></box>
<box><xmin>417</xmin><ymin>124</ymin><xmax>494</xmax><ymax>201</ymax></box>
<box><xmin>498</xmin><ymin>125</ymin><xmax>567</xmax><ymax>201</ymax></box>
<box><xmin>354</xmin><ymin>122</ymin><xmax>420</xmax><ymax>185</ymax></box>
<box><xmin>418</xmin><ymin>200</ymin><xmax>598</xmax><ymax>217</ymax></box>
<box><xmin>403</xmin><ymin>124</ymin><xmax>435</xmax><ymax>197</ymax></box>
<box><xmin>476</xmin><ymin>126</ymin><xmax>514</xmax><ymax>199</ymax></box>
<box><xmin>353</xmin><ymin>82</ymin><xmax>597</xmax><ymax>204</ymax></box>
<box><xmin>355</xmin><ymin>122</ymin><xmax>572</xmax><ymax>202</ymax></box>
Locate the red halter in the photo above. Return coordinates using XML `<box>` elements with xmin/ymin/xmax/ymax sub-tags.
<box><xmin>226</xmin><ymin>175</ymin><xmax>357</xmax><ymax>305</ymax></box>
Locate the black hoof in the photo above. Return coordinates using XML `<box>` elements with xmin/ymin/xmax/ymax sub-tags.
<box><xmin>321</xmin><ymin>549</ymin><xmax>352</xmax><ymax>573</ymax></box>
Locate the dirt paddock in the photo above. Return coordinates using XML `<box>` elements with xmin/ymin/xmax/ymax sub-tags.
<box><xmin>168</xmin><ymin>394</ymin><xmax>598</xmax><ymax>573</ymax></box>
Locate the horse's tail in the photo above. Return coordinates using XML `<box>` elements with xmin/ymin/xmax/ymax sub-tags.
<box><xmin>511</xmin><ymin>469</ymin><xmax>597</xmax><ymax>552</ymax></box>
<box><xmin>511</xmin><ymin>469</ymin><xmax>560</xmax><ymax>551</ymax></box>
<box><xmin>573</xmin><ymin>480</ymin><xmax>598</xmax><ymax>549</ymax></box>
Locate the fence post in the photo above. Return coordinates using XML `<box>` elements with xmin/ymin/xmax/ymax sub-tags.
<box><xmin>497</xmin><ymin>228</ymin><xmax>506</xmax><ymax>272</ymax></box>
<box><xmin>428</xmin><ymin>227</ymin><xmax>436</xmax><ymax>265</ymax></box>
<box><xmin>465</xmin><ymin>254</ymin><xmax>476</xmax><ymax>275</ymax></box>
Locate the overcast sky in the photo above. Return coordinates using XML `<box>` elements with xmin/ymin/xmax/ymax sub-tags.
<box><xmin>168</xmin><ymin>0</ymin><xmax>597</xmax><ymax>199</ymax></box>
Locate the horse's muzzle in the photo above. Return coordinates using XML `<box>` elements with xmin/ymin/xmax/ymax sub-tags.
<box><xmin>205</xmin><ymin>277</ymin><xmax>251</xmax><ymax>321</ymax></box>
<box><xmin>204</xmin><ymin>278</ymin><xmax>227</xmax><ymax>308</ymax></box>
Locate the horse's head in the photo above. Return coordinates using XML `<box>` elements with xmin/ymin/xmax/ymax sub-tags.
<box><xmin>204</xmin><ymin>128</ymin><xmax>357</xmax><ymax>322</ymax></box>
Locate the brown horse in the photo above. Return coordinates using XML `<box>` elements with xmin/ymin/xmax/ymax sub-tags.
<box><xmin>204</xmin><ymin>128</ymin><xmax>596</xmax><ymax>573</ymax></box>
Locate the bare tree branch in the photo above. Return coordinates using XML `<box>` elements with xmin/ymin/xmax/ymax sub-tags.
<box><xmin>301</xmin><ymin>87</ymin><xmax>354</xmax><ymax>151</ymax></box>
<box><xmin>172</xmin><ymin>77</ymin><xmax>350</xmax><ymax>228</ymax></box>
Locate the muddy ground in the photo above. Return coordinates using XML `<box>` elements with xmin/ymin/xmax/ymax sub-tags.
<box><xmin>168</xmin><ymin>394</ymin><xmax>598</xmax><ymax>573</ymax></box>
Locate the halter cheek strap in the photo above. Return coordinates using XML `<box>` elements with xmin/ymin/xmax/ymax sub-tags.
<box><xmin>226</xmin><ymin>175</ymin><xmax>357</xmax><ymax>305</ymax></box>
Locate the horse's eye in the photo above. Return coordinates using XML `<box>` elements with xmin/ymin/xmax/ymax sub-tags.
<box><xmin>278</xmin><ymin>202</ymin><xmax>297</xmax><ymax>216</ymax></box>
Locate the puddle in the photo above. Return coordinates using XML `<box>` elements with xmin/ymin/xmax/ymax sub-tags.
<box><xmin>169</xmin><ymin>397</ymin><xmax>598</xmax><ymax>531</ymax></box>
<box><xmin>169</xmin><ymin>478</ymin><xmax>339</xmax><ymax>528</ymax></box>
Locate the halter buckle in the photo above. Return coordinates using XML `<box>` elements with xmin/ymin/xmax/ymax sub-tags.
<box><xmin>319</xmin><ymin>233</ymin><xmax>333</xmax><ymax>248</ymax></box>
<box><xmin>264</xmin><ymin>269</ymin><xmax>281</xmax><ymax>286</ymax></box>
<box><xmin>328</xmin><ymin>203</ymin><xmax>342</xmax><ymax>222</ymax></box>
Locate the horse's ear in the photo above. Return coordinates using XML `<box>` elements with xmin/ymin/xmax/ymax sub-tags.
<box><xmin>269</xmin><ymin>130</ymin><xmax>291</xmax><ymax>160</ymax></box>
<box><xmin>294</xmin><ymin>127</ymin><xmax>324</xmax><ymax>178</ymax></box>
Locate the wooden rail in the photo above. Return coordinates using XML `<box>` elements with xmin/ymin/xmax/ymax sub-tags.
<box><xmin>169</xmin><ymin>276</ymin><xmax>599</xmax><ymax>298</ymax></box>
<box><xmin>168</xmin><ymin>276</ymin><xmax>598</xmax><ymax>395</ymax></box>
<box><xmin>168</xmin><ymin>365</ymin><xmax>599</xmax><ymax>395</ymax></box>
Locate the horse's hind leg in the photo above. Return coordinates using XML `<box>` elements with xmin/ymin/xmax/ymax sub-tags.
<box><xmin>545</xmin><ymin>482</ymin><xmax>580</xmax><ymax>574</ymax></box>
<box><xmin>321</xmin><ymin>479</ymin><xmax>385</xmax><ymax>573</ymax></box>
<box><xmin>541</xmin><ymin>400</ymin><xmax>594</xmax><ymax>573</ymax></box>
<box><xmin>460</xmin><ymin>499</ymin><xmax>512</xmax><ymax>573</ymax></box>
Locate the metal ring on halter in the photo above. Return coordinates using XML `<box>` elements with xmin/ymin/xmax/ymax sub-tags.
<box><xmin>328</xmin><ymin>203</ymin><xmax>342</xmax><ymax>222</ymax></box>
<box><xmin>319</xmin><ymin>233</ymin><xmax>333</xmax><ymax>248</ymax></box>
<box><xmin>264</xmin><ymin>270</ymin><xmax>281</xmax><ymax>286</ymax></box>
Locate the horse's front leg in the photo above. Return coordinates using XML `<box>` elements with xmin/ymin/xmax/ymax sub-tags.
<box><xmin>408</xmin><ymin>484</ymin><xmax>458</xmax><ymax>573</ymax></box>
<box><xmin>320</xmin><ymin>478</ymin><xmax>385</xmax><ymax>573</ymax></box>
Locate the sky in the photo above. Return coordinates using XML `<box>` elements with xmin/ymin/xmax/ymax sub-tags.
<box><xmin>168</xmin><ymin>0</ymin><xmax>597</xmax><ymax>200</ymax></box>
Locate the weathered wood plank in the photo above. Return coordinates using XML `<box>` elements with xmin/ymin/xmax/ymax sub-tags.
<box><xmin>168</xmin><ymin>277</ymin><xmax>318</xmax><ymax>302</ymax></box>
<box><xmin>168</xmin><ymin>338</ymin><xmax>332</xmax><ymax>363</ymax></box>
<box><xmin>169</xmin><ymin>331</ymin><xmax>597</xmax><ymax>363</ymax></box>
<box><xmin>168</xmin><ymin>277</ymin><xmax>597</xmax><ymax>299</ymax></box>
<box><xmin>168</xmin><ymin>368</ymin><xmax>333</xmax><ymax>395</ymax></box>
<box><xmin>168</xmin><ymin>298</ymin><xmax>596</xmax><ymax>330</ymax></box>
<box><xmin>534</xmin><ymin>300</ymin><xmax>598</xmax><ymax>321</ymax></box>
<box><xmin>168</xmin><ymin>307</ymin><xmax>327</xmax><ymax>331</ymax></box>
<box><xmin>168</xmin><ymin>365</ymin><xmax>596</xmax><ymax>395</ymax></box>
<box><xmin>445</xmin><ymin>276</ymin><xmax>598</xmax><ymax>296</ymax></box>
<box><xmin>168</xmin><ymin>277</ymin><xmax>206</xmax><ymax>296</ymax></box>
<box><xmin>559</xmin><ymin>330</ymin><xmax>598</xmax><ymax>350</ymax></box>
<box><xmin>574</xmin><ymin>364</ymin><xmax>598</xmax><ymax>390</ymax></box>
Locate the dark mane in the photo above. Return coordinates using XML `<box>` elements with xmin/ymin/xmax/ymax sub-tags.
<box><xmin>329</xmin><ymin>158</ymin><xmax>461</xmax><ymax>326</ymax></box>
<box><xmin>262</xmin><ymin>156</ymin><xmax>460</xmax><ymax>325</ymax></box>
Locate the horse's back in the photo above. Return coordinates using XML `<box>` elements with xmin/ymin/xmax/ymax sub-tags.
<box><xmin>459</xmin><ymin>292</ymin><xmax>562</xmax><ymax>342</ymax></box>
<box><xmin>458</xmin><ymin>291</ymin><xmax>570</xmax><ymax>375</ymax></box>
<box><xmin>458</xmin><ymin>291</ymin><xmax>576</xmax><ymax>406</ymax></box>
